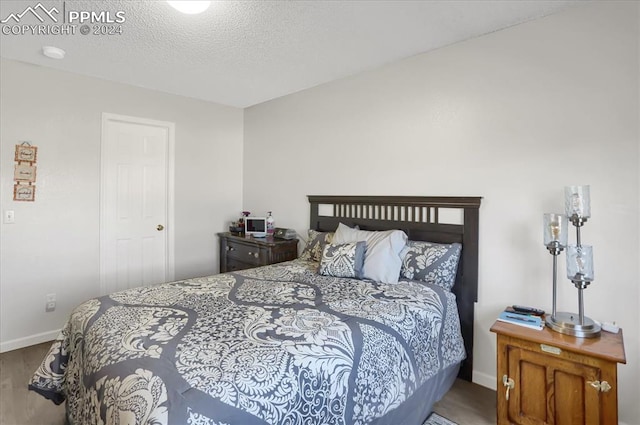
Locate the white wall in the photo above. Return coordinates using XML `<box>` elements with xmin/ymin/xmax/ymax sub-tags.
<box><xmin>244</xmin><ymin>2</ymin><xmax>639</xmax><ymax>423</ymax></box>
<box><xmin>0</xmin><ymin>59</ymin><xmax>244</xmax><ymax>351</ymax></box>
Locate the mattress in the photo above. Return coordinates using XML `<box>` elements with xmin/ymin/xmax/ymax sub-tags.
<box><xmin>29</xmin><ymin>259</ymin><xmax>466</xmax><ymax>425</ymax></box>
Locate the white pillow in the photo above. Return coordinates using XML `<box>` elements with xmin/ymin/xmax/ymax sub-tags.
<box><xmin>333</xmin><ymin>223</ymin><xmax>408</xmax><ymax>283</ymax></box>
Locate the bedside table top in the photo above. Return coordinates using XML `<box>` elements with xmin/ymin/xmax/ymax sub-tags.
<box><xmin>491</xmin><ymin>318</ymin><xmax>626</xmax><ymax>364</ymax></box>
<box><xmin>218</xmin><ymin>232</ymin><xmax>298</xmax><ymax>246</ymax></box>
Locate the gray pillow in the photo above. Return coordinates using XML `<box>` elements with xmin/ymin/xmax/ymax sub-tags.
<box><xmin>299</xmin><ymin>230</ymin><xmax>334</xmax><ymax>262</ymax></box>
<box><xmin>400</xmin><ymin>241</ymin><xmax>462</xmax><ymax>291</ymax></box>
<box><xmin>319</xmin><ymin>242</ymin><xmax>366</xmax><ymax>279</ymax></box>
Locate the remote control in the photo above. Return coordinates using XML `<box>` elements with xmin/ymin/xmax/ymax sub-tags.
<box><xmin>512</xmin><ymin>305</ymin><xmax>545</xmax><ymax>316</ymax></box>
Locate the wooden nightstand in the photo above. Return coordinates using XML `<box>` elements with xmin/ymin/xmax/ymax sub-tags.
<box><xmin>491</xmin><ymin>318</ymin><xmax>626</xmax><ymax>425</ymax></box>
<box><xmin>218</xmin><ymin>232</ymin><xmax>298</xmax><ymax>273</ymax></box>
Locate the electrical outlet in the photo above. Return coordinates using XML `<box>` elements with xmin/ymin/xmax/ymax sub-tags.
<box><xmin>45</xmin><ymin>293</ymin><xmax>56</xmax><ymax>312</ymax></box>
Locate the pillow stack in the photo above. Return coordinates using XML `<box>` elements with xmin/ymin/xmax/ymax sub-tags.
<box><xmin>301</xmin><ymin>225</ymin><xmax>462</xmax><ymax>289</ymax></box>
<box><xmin>331</xmin><ymin>223</ymin><xmax>408</xmax><ymax>284</ymax></box>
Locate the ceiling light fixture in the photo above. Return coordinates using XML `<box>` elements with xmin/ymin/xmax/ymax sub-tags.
<box><xmin>167</xmin><ymin>1</ymin><xmax>211</xmax><ymax>15</ymax></box>
<box><xmin>42</xmin><ymin>46</ymin><xmax>65</xmax><ymax>59</ymax></box>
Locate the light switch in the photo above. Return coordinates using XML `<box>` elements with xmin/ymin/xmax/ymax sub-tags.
<box><xmin>4</xmin><ymin>210</ymin><xmax>15</xmax><ymax>224</ymax></box>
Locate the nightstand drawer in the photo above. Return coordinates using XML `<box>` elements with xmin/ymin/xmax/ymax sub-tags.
<box><xmin>225</xmin><ymin>241</ymin><xmax>266</xmax><ymax>265</ymax></box>
<box><xmin>225</xmin><ymin>258</ymin><xmax>255</xmax><ymax>272</ymax></box>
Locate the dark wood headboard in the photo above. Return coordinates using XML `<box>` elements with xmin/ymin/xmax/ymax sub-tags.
<box><xmin>308</xmin><ymin>195</ymin><xmax>481</xmax><ymax>382</ymax></box>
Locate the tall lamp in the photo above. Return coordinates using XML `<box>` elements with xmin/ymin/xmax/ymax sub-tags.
<box><xmin>544</xmin><ymin>185</ymin><xmax>601</xmax><ymax>338</ymax></box>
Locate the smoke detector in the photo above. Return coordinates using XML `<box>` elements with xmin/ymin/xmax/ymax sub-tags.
<box><xmin>42</xmin><ymin>46</ymin><xmax>65</xmax><ymax>59</ymax></box>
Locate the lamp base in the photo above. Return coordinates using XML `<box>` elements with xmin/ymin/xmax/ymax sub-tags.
<box><xmin>545</xmin><ymin>312</ymin><xmax>601</xmax><ymax>338</ymax></box>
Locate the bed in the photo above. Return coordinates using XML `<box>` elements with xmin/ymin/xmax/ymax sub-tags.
<box><xmin>29</xmin><ymin>195</ymin><xmax>481</xmax><ymax>425</ymax></box>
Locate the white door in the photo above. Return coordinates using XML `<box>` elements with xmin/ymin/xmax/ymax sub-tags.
<box><xmin>101</xmin><ymin>113</ymin><xmax>175</xmax><ymax>295</ymax></box>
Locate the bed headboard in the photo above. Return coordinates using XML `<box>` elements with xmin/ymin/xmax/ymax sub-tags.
<box><xmin>308</xmin><ymin>195</ymin><xmax>481</xmax><ymax>382</ymax></box>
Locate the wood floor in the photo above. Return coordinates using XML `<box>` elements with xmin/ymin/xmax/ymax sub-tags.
<box><xmin>432</xmin><ymin>378</ymin><xmax>496</xmax><ymax>424</ymax></box>
<box><xmin>0</xmin><ymin>342</ymin><xmax>496</xmax><ymax>425</ymax></box>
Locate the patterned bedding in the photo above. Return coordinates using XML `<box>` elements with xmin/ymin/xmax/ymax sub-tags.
<box><xmin>29</xmin><ymin>259</ymin><xmax>466</xmax><ymax>425</ymax></box>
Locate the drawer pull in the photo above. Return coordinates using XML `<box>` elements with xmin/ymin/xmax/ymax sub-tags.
<box><xmin>502</xmin><ymin>375</ymin><xmax>515</xmax><ymax>401</ymax></box>
<box><xmin>588</xmin><ymin>380</ymin><xmax>611</xmax><ymax>393</ymax></box>
<box><xmin>540</xmin><ymin>344</ymin><xmax>562</xmax><ymax>355</ymax></box>
<box><xmin>247</xmin><ymin>251</ymin><xmax>259</xmax><ymax>258</ymax></box>
<box><xmin>226</xmin><ymin>246</ymin><xmax>235</xmax><ymax>251</ymax></box>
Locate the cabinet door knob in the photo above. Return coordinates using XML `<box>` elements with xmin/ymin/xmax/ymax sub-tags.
<box><xmin>588</xmin><ymin>380</ymin><xmax>611</xmax><ymax>392</ymax></box>
<box><xmin>157</xmin><ymin>224</ymin><xmax>164</xmax><ymax>231</ymax></box>
<box><xmin>502</xmin><ymin>375</ymin><xmax>515</xmax><ymax>401</ymax></box>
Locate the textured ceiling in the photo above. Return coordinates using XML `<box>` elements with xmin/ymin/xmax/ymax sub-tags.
<box><xmin>0</xmin><ymin>1</ymin><xmax>582</xmax><ymax>108</ymax></box>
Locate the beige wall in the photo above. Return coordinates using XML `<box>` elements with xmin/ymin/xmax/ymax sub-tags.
<box><xmin>0</xmin><ymin>59</ymin><xmax>244</xmax><ymax>350</ymax></box>
<box><xmin>244</xmin><ymin>2</ymin><xmax>639</xmax><ymax>423</ymax></box>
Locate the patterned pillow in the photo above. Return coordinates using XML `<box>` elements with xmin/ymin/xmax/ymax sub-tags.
<box><xmin>299</xmin><ymin>230</ymin><xmax>334</xmax><ymax>262</ymax></box>
<box><xmin>318</xmin><ymin>242</ymin><xmax>366</xmax><ymax>279</ymax></box>
<box><xmin>400</xmin><ymin>241</ymin><xmax>462</xmax><ymax>291</ymax></box>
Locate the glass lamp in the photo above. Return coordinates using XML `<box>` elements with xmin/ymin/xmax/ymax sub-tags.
<box><xmin>543</xmin><ymin>213</ymin><xmax>568</xmax><ymax>249</ymax></box>
<box><xmin>545</xmin><ymin>185</ymin><xmax>600</xmax><ymax>337</ymax></box>
<box><xmin>566</xmin><ymin>245</ymin><xmax>594</xmax><ymax>282</ymax></box>
<box><xmin>564</xmin><ymin>185</ymin><xmax>590</xmax><ymax>242</ymax></box>
<box><xmin>543</xmin><ymin>213</ymin><xmax>568</xmax><ymax>320</ymax></box>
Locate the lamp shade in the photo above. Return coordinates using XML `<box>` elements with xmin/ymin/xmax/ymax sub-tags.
<box><xmin>564</xmin><ymin>185</ymin><xmax>591</xmax><ymax>219</ymax></box>
<box><xmin>566</xmin><ymin>245</ymin><xmax>594</xmax><ymax>281</ymax></box>
<box><xmin>543</xmin><ymin>213</ymin><xmax>568</xmax><ymax>247</ymax></box>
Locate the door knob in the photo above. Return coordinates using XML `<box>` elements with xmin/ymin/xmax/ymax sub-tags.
<box><xmin>157</xmin><ymin>224</ymin><xmax>164</xmax><ymax>231</ymax></box>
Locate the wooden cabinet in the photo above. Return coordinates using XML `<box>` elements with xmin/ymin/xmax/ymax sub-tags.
<box><xmin>491</xmin><ymin>319</ymin><xmax>626</xmax><ymax>425</ymax></box>
<box><xmin>218</xmin><ymin>232</ymin><xmax>298</xmax><ymax>273</ymax></box>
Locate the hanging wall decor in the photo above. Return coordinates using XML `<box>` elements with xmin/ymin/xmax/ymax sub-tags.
<box><xmin>14</xmin><ymin>163</ymin><xmax>37</xmax><ymax>182</ymax></box>
<box><xmin>13</xmin><ymin>142</ymin><xmax>37</xmax><ymax>202</ymax></box>
<box><xmin>14</xmin><ymin>184</ymin><xmax>36</xmax><ymax>201</ymax></box>
<box><xmin>15</xmin><ymin>144</ymin><xmax>38</xmax><ymax>162</ymax></box>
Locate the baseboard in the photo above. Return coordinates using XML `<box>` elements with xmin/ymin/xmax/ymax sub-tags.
<box><xmin>0</xmin><ymin>329</ymin><xmax>59</xmax><ymax>353</ymax></box>
<box><xmin>472</xmin><ymin>370</ymin><xmax>497</xmax><ymax>391</ymax></box>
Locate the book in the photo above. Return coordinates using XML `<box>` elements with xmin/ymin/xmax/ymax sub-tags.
<box><xmin>497</xmin><ymin>311</ymin><xmax>544</xmax><ymax>330</ymax></box>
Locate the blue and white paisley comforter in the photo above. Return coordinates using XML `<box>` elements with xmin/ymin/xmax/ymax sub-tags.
<box><xmin>29</xmin><ymin>259</ymin><xmax>466</xmax><ymax>425</ymax></box>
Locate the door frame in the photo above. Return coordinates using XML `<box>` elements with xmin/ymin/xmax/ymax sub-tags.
<box><xmin>100</xmin><ymin>112</ymin><xmax>176</xmax><ymax>295</ymax></box>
